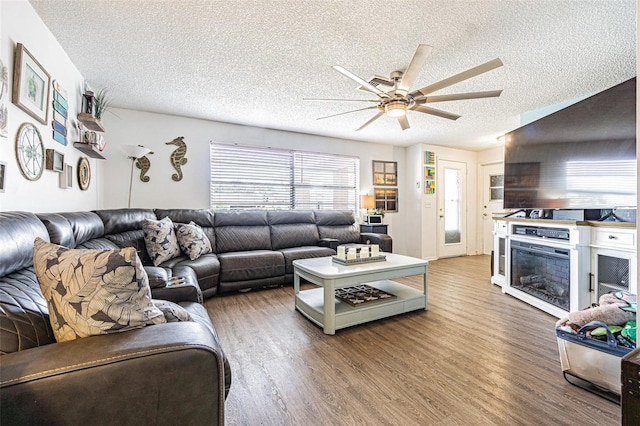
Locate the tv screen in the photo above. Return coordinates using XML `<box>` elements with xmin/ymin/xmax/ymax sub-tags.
<box><xmin>504</xmin><ymin>77</ymin><xmax>636</xmax><ymax>210</ymax></box>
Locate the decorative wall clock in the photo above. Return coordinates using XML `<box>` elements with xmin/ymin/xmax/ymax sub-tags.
<box><xmin>15</xmin><ymin>122</ymin><xmax>44</xmax><ymax>180</ymax></box>
<box><xmin>77</xmin><ymin>157</ymin><xmax>91</xmax><ymax>190</ymax></box>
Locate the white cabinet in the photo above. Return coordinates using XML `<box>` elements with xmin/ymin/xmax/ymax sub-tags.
<box><xmin>590</xmin><ymin>226</ymin><xmax>637</xmax><ymax>303</ymax></box>
<box><xmin>491</xmin><ymin>220</ymin><xmax>507</xmax><ymax>287</ymax></box>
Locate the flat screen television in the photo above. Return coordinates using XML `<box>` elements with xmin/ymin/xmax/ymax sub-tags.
<box><xmin>503</xmin><ymin>77</ymin><xmax>636</xmax><ymax>210</ymax></box>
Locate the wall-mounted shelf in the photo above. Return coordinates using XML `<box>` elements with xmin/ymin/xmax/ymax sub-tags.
<box><xmin>73</xmin><ymin>142</ymin><xmax>106</xmax><ymax>159</ymax></box>
<box><xmin>77</xmin><ymin>113</ymin><xmax>105</xmax><ymax>132</ymax></box>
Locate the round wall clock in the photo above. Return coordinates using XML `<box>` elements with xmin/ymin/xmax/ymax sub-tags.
<box><xmin>77</xmin><ymin>157</ymin><xmax>91</xmax><ymax>190</ymax></box>
<box><xmin>15</xmin><ymin>123</ymin><xmax>44</xmax><ymax>181</ymax></box>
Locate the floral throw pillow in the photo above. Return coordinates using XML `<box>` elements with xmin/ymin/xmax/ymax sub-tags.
<box><xmin>33</xmin><ymin>237</ymin><xmax>166</xmax><ymax>343</ymax></box>
<box><xmin>175</xmin><ymin>221</ymin><xmax>212</xmax><ymax>261</ymax></box>
<box><xmin>143</xmin><ymin>217</ymin><xmax>181</xmax><ymax>266</ymax></box>
<box><xmin>153</xmin><ymin>299</ymin><xmax>193</xmax><ymax>322</ymax></box>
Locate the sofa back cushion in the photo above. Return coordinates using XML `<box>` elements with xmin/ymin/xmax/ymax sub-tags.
<box><xmin>37</xmin><ymin>213</ymin><xmax>76</xmax><ymax>248</ymax></box>
<box><xmin>60</xmin><ymin>212</ymin><xmax>105</xmax><ymax>246</ymax></box>
<box><xmin>314</xmin><ymin>210</ymin><xmax>360</xmax><ymax>243</ymax></box>
<box><xmin>268</xmin><ymin>210</ymin><xmax>320</xmax><ymax>250</ymax></box>
<box><xmin>155</xmin><ymin>209</ymin><xmax>215</xmax><ymax>250</ymax></box>
<box><xmin>214</xmin><ymin>210</ymin><xmax>271</xmax><ymax>253</ymax></box>
<box><xmin>0</xmin><ymin>212</ymin><xmax>55</xmax><ymax>355</ymax></box>
<box><xmin>0</xmin><ymin>212</ymin><xmax>50</xmax><ymax>277</ymax></box>
<box><xmin>94</xmin><ymin>209</ymin><xmax>156</xmax><ymax>265</ymax></box>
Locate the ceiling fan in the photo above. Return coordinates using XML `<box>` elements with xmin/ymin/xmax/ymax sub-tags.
<box><xmin>305</xmin><ymin>45</ymin><xmax>503</xmax><ymax>131</ymax></box>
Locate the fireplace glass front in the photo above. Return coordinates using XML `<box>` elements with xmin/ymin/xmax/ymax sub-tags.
<box><xmin>510</xmin><ymin>240</ymin><xmax>570</xmax><ymax>311</ymax></box>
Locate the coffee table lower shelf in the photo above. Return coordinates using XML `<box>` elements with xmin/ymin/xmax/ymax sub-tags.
<box><xmin>295</xmin><ymin>280</ymin><xmax>425</xmax><ymax>332</ymax></box>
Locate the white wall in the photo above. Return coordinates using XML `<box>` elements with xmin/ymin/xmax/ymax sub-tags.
<box><xmin>0</xmin><ymin>0</ymin><xmax>99</xmax><ymax>212</ymax></box>
<box><xmin>101</xmin><ymin>108</ymin><xmax>413</xmax><ymax>253</ymax></box>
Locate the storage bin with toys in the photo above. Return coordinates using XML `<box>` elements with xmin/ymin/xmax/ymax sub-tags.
<box><xmin>555</xmin><ymin>291</ymin><xmax>636</xmax><ymax>400</ymax></box>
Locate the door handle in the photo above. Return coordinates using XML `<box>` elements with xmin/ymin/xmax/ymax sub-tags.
<box><xmin>483</xmin><ymin>213</ymin><xmax>487</xmax><ymax>216</ymax></box>
<box><xmin>439</xmin><ymin>215</ymin><xmax>444</xmax><ymax>218</ymax></box>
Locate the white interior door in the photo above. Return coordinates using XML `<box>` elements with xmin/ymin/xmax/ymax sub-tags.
<box><xmin>481</xmin><ymin>163</ymin><xmax>505</xmax><ymax>255</ymax></box>
<box><xmin>437</xmin><ymin>160</ymin><xmax>467</xmax><ymax>258</ymax></box>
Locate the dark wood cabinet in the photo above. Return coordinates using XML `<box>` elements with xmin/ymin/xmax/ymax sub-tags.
<box><xmin>622</xmin><ymin>347</ymin><xmax>640</xmax><ymax>425</ymax></box>
<box><xmin>360</xmin><ymin>224</ymin><xmax>388</xmax><ymax>234</ymax></box>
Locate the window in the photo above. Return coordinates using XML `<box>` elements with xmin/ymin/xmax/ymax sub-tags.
<box><xmin>210</xmin><ymin>143</ymin><xmax>359</xmax><ymax>211</ymax></box>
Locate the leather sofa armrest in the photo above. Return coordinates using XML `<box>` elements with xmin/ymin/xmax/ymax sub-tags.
<box><xmin>318</xmin><ymin>238</ymin><xmax>340</xmax><ymax>250</ymax></box>
<box><xmin>145</xmin><ymin>266</ymin><xmax>170</xmax><ymax>289</ymax></box>
<box><xmin>0</xmin><ymin>322</ymin><xmax>226</xmax><ymax>425</ymax></box>
<box><xmin>360</xmin><ymin>233</ymin><xmax>393</xmax><ymax>253</ymax></box>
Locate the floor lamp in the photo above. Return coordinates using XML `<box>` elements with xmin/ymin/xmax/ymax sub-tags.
<box><xmin>121</xmin><ymin>145</ymin><xmax>151</xmax><ymax>208</ymax></box>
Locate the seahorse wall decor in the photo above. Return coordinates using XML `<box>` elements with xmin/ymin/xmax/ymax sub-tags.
<box><xmin>166</xmin><ymin>136</ymin><xmax>188</xmax><ymax>181</ymax></box>
<box><xmin>135</xmin><ymin>147</ymin><xmax>154</xmax><ymax>182</ymax></box>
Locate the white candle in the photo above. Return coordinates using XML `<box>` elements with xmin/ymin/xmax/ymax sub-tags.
<box><xmin>360</xmin><ymin>247</ymin><xmax>370</xmax><ymax>258</ymax></box>
<box><xmin>347</xmin><ymin>249</ymin><xmax>356</xmax><ymax>260</ymax></box>
<box><xmin>371</xmin><ymin>245</ymin><xmax>379</xmax><ymax>257</ymax></box>
<box><xmin>336</xmin><ymin>246</ymin><xmax>346</xmax><ymax>259</ymax></box>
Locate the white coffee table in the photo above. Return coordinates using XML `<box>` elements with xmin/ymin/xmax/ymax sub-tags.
<box><xmin>293</xmin><ymin>253</ymin><xmax>428</xmax><ymax>334</ymax></box>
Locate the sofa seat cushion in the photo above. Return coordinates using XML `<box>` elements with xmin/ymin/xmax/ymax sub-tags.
<box><xmin>159</xmin><ymin>253</ymin><xmax>220</xmax><ymax>294</ymax></box>
<box><xmin>217</xmin><ymin>250</ymin><xmax>284</xmax><ymax>282</ymax></box>
<box><xmin>0</xmin><ymin>267</ymin><xmax>56</xmax><ymax>355</ymax></box>
<box><xmin>33</xmin><ymin>238</ymin><xmax>166</xmax><ymax>342</ymax></box>
<box><xmin>279</xmin><ymin>246</ymin><xmax>335</xmax><ymax>274</ymax></box>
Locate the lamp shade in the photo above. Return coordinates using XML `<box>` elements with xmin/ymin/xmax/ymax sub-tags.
<box><xmin>360</xmin><ymin>195</ymin><xmax>375</xmax><ymax>209</ymax></box>
<box><xmin>121</xmin><ymin>144</ymin><xmax>151</xmax><ymax>159</ymax></box>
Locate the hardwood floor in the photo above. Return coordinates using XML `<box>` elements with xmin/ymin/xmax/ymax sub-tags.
<box><xmin>205</xmin><ymin>255</ymin><xmax>621</xmax><ymax>425</ymax></box>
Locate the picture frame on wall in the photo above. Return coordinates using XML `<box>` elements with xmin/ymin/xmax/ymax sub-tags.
<box><xmin>12</xmin><ymin>43</ymin><xmax>51</xmax><ymax>125</ymax></box>
<box><xmin>0</xmin><ymin>161</ymin><xmax>6</xmax><ymax>192</ymax></box>
<box><xmin>59</xmin><ymin>163</ymin><xmax>73</xmax><ymax>189</ymax></box>
<box><xmin>372</xmin><ymin>160</ymin><xmax>397</xmax><ymax>186</ymax></box>
<box><xmin>45</xmin><ymin>149</ymin><xmax>64</xmax><ymax>172</ymax></box>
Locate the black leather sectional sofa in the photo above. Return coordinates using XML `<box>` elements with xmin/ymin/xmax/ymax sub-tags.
<box><xmin>0</xmin><ymin>208</ymin><xmax>391</xmax><ymax>425</ymax></box>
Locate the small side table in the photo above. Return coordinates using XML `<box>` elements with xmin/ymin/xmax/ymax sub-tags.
<box><xmin>360</xmin><ymin>224</ymin><xmax>388</xmax><ymax>234</ymax></box>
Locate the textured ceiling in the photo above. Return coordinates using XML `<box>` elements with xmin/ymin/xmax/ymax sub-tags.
<box><xmin>30</xmin><ymin>0</ymin><xmax>636</xmax><ymax>151</ymax></box>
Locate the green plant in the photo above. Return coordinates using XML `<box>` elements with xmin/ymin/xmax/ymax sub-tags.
<box><xmin>94</xmin><ymin>88</ymin><xmax>110</xmax><ymax>119</ymax></box>
<box><xmin>367</xmin><ymin>208</ymin><xmax>385</xmax><ymax>218</ymax></box>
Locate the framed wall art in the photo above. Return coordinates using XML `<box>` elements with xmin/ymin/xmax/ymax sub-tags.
<box><xmin>45</xmin><ymin>149</ymin><xmax>64</xmax><ymax>172</ymax></box>
<box><xmin>15</xmin><ymin>122</ymin><xmax>44</xmax><ymax>181</ymax></box>
<box><xmin>0</xmin><ymin>161</ymin><xmax>6</xmax><ymax>192</ymax></box>
<box><xmin>374</xmin><ymin>188</ymin><xmax>398</xmax><ymax>212</ymax></box>
<box><xmin>59</xmin><ymin>163</ymin><xmax>73</xmax><ymax>189</ymax></box>
<box><xmin>12</xmin><ymin>43</ymin><xmax>51</xmax><ymax>125</ymax></box>
<box><xmin>77</xmin><ymin>157</ymin><xmax>91</xmax><ymax>190</ymax></box>
<box><xmin>372</xmin><ymin>160</ymin><xmax>397</xmax><ymax>186</ymax></box>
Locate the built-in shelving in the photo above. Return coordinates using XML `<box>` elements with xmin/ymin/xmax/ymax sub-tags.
<box><xmin>73</xmin><ymin>142</ymin><xmax>106</xmax><ymax>159</ymax></box>
<box><xmin>77</xmin><ymin>113</ymin><xmax>105</xmax><ymax>132</ymax></box>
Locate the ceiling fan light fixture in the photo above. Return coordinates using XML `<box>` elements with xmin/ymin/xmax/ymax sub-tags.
<box><xmin>385</xmin><ymin>100</ymin><xmax>407</xmax><ymax>118</ymax></box>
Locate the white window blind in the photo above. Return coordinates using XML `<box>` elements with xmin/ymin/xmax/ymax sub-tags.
<box><xmin>210</xmin><ymin>143</ymin><xmax>359</xmax><ymax>211</ymax></box>
<box><xmin>293</xmin><ymin>151</ymin><xmax>359</xmax><ymax>210</ymax></box>
<box><xmin>210</xmin><ymin>144</ymin><xmax>292</xmax><ymax>209</ymax></box>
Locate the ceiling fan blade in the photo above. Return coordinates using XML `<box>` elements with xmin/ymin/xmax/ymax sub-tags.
<box><xmin>397</xmin><ymin>115</ymin><xmax>410</xmax><ymax>130</ymax></box>
<box><xmin>412</xmin><ymin>105</ymin><xmax>461</xmax><ymax>121</ymax></box>
<box><xmin>303</xmin><ymin>98</ymin><xmax>379</xmax><ymax>103</ymax></box>
<box><xmin>410</xmin><ymin>58</ymin><xmax>504</xmax><ymax>97</ymax></box>
<box><xmin>397</xmin><ymin>44</ymin><xmax>433</xmax><ymax>94</ymax></box>
<box><xmin>356</xmin><ymin>111</ymin><xmax>385</xmax><ymax>131</ymax></box>
<box><xmin>317</xmin><ymin>106</ymin><xmax>379</xmax><ymax>120</ymax></box>
<box><xmin>416</xmin><ymin>89</ymin><xmax>503</xmax><ymax>104</ymax></box>
<box><xmin>333</xmin><ymin>66</ymin><xmax>390</xmax><ymax>98</ymax></box>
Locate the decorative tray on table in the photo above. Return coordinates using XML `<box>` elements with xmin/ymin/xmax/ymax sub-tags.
<box><xmin>331</xmin><ymin>255</ymin><xmax>386</xmax><ymax>266</ymax></box>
